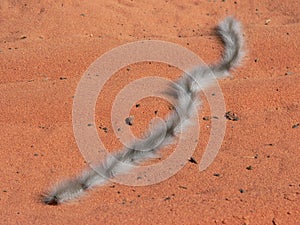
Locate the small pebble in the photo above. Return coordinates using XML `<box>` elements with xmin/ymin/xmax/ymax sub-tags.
<box><xmin>188</xmin><ymin>157</ymin><xmax>198</xmax><ymax>164</ymax></box>
<box><xmin>125</xmin><ymin>117</ymin><xmax>134</xmax><ymax>126</ymax></box>
<box><xmin>225</xmin><ymin>111</ymin><xmax>239</xmax><ymax>121</ymax></box>
<box><xmin>246</xmin><ymin>165</ymin><xmax>253</xmax><ymax>170</ymax></box>
<box><xmin>203</xmin><ymin>116</ymin><xmax>210</xmax><ymax>121</ymax></box>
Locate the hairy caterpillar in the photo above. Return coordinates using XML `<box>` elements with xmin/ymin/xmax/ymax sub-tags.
<box><xmin>42</xmin><ymin>16</ymin><xmax>245</xmax><ymax>205</ymax></box>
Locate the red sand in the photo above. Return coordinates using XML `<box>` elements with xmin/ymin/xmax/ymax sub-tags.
<box><xmin>1</xmin><ymin>0</ymin><xmax>299</xmax><ymax>224</ymax></box>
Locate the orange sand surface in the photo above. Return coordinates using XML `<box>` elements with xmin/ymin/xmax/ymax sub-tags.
<box><xmin>0</xmin><ymin>0</ymin><xmax>299</xmax><ymax>224</ymax></box>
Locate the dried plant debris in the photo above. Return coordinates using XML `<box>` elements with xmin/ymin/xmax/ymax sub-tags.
<box><xmin>265</xmin><ymin>19</ymin><xmax>271</xmax><ymax>25</ymax></box>
<box><xmin>179</xmin><ymin>185</ymin><xmax>187</xmax><ymax>189</ymax></box>
<box><xmin>203</xmin><ymin>116</ymin><xmax>219</xmax><ymax>121</ymax></box>
<box><xmin>225</xmin><ymin>111</ymin><xmax>239</xmax><ymax>121</ymax></box>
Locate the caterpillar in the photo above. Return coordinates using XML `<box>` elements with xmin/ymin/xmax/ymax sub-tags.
<box><xmin>42</xmin><ymin>16</ymin><xmax>245</xmax><ymax>205</ymax></box>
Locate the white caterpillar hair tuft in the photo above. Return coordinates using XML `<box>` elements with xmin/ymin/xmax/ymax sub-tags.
<box><xmin>42</xmin><ymin>16</ymin><xmax>245</xmax><ymax>205</ymax></box>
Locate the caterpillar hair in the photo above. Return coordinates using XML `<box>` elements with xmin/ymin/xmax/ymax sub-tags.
<box><xmin>42</xmin><ymin>16</ymin><xmax>245</xmax><ymax>205</ymax></box>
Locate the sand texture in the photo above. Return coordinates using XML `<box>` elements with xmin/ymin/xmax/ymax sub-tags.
<box><xmin>0</xmin><ymin>0</ymin><xmax>299</xmax><ymax>224</ymax></box>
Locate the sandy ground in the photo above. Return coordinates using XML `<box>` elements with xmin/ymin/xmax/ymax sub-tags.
<box><xmin>1</xmin><ymin>0</ymin><xmax>299</xmax><ymax>224</ymax></box>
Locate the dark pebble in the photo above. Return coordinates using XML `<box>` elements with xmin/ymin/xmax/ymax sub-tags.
<box><xmin>164</xmin><ymin>196</ymin><xmax>171</xmax><ymax>201</ymax></box>
<box><xmin>225</xmin><ymin>111</ymin><xmax>239</xmax><ymax>121</ymax></box>
<box><xmin>102</xmin><ymin>127</ymin><xmax>108</xmax><ymax>133</ymax></box>
<box><xmin>188</xmin><ymin>157</ymin><xmax>198</xmax><ymax>164</ymax></box>
<box><xmin>239</xmin><ymin>189</ymin><xmax>245</xmax><ymax>193</ymax></box>
<box><xmin>203</xmin><ymin>116</ymin><xmax>210</xmax><ymax>121</ymax></box>
<box><xmin>125</xmin><ymin>117</ymin><xmax>134</xmax><ymax>126</ymax></box>
<box><xmin>246</xmin><ymin>165</ymin><xmax>253</xmax><ymax>170</ymax></box>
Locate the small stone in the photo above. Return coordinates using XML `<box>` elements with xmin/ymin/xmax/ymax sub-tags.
<box><xmin>164</xmin><ymin>196</ymin><xmax>171</xmax><ymax>201</ymax></box>
<box><xmin>188</xmin><ymin>157</ymin><xmax>198</xmax><ymax>164</ymax></box>
<box><xmin>246</xmin><ymin>165</ymin><xmax>253</xmax><ymax>170</ymax></box>
<box><xmin>225</xmin><ymin>111</ymin><xmax>239</xmax><ymax>121</ymax></box>
<box><xmin>125</xmin><ymin>117</ymin><xmax>134</xmax><ymax>126</ymax></box>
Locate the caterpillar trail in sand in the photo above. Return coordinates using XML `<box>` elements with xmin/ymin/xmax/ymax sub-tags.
<box><xmin>42</xmin><ymin>16</ymin><xmax>245</xmax><ymax>205</ymax></box>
